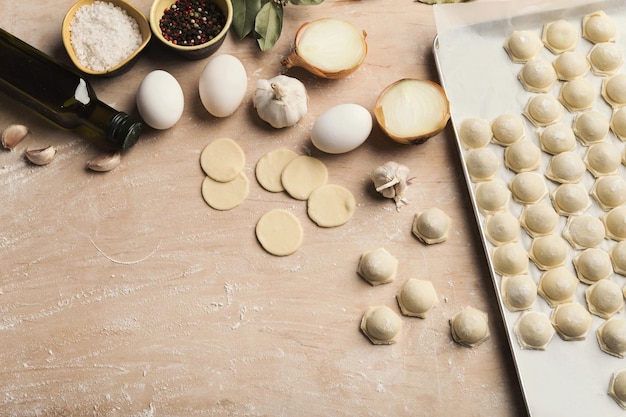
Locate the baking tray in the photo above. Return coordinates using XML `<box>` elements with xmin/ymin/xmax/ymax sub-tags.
<box><xmin>434</xmin><ymin>1</ymin><xmax>626</xmax><ymax>416</ymax></box>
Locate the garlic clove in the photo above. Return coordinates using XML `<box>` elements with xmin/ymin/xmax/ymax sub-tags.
<box><xmin>282</xmin><ymin>18</ymin><xmax>367</xmax><ymax>79</ymax></box>
<box><xmin>24</xmin><ymin>145</ymin><xmax>56</xmax><ymax>165</ymax></box>
<box><xmin>86</xmin><ymin>151</ymin><xmax>121</xmax><ymax>172</ymax></box>
<box><xmin>371</xmin><ymin>161</ymin><xmax>411</xmax><ymax>209</ymax></box>
<box><xmin>1</xmin><ymin>124</ymin><xmax>30</xmax><ymax>150</ymax></box>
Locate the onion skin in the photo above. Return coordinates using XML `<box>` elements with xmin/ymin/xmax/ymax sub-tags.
<box><xmin>374</xmin><ymin>79</ymin><xmax>451</xmax><ymax>145</ymax></box>
<box><xmin>281</xmin><ymin>18</ymin><xmax>368</xmax><ymax>79</ymax></box>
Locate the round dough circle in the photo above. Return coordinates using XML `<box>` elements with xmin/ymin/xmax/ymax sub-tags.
<box><xmin>255</xmin><ymin>209</ymin><xmax>303</xmax><ymax>256</ymax></box>
<box><xmin>200</xmin><ymin>138</ymin><xmax>245</xmax><ymax>182</ymax></box>
<box><xmin>307</xmin><ymin>184</ymin><xmax>356</xmax><ymax>228</ymax></box>
<box><xmin>255</xmin><ymin>148</ymin><xmax>299</xmax><ymax>192</ymax></box>
<box><xmin>281</xmin><ymin>155</ymin><xmax>328</xmax><ymax>200</ymax></box>
<box><xmin>201</xmin><ymin>172</ymin><xmax>249</xmax><ymax>211</ymax></box>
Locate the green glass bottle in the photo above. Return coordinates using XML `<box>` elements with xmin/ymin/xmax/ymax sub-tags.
<box><xmin>0</xmin><ymin>28</ymin><xmax>142</xmax><ymax>150</ymax></box>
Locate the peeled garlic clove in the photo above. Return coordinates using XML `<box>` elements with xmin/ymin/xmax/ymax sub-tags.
<box><xmin>282</xmin><ymin>18</ymin><xmax>367</xmax><ymax>79</ymax></box>
<box><xmin>2</xmin><ymin>124</ymin><xmax>29</xmax><ymax>150</ymax></box>
<box><xmin>25</xmin><ymin>145</ymin><xmax>56</xmax><ymax>165</ymax></box>
<box><xmin>253</xmin><ymin>75</ymin><xmax>308</xmax><ymax>128</ymax></box>
<box><xmin>374</xmin><ymin>79</ymin><xmax>450</xmax><ymax>145</ymax></box>
<box><xmin>86</xmin><ymin>151</ymin><xmax>121</xmax><ymax>172</ymax></box>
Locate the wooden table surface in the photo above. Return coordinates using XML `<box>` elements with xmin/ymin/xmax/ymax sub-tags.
<box><xmin>0</xmin><ymin>1</ymin><xmax>528</xmax><ymax>416</ymax></box>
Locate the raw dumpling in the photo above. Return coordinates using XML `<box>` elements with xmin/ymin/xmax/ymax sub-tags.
<box><xmin>492</xmin><ymin>242</ymin><xmax>528</xmax><ymax>276</ymax></box>
<box><xmin>501</xmin><ymin>274</ymin><xmax>537</xmax><ymax>311</ymax></box>
<box><xmin>602</xmin><ymin>73</ymin><xmax>626</xmax><ymax>108</ymax></box>
<box><xmin>520</xmin><ymin>202</ymin><xmax>560</xmax><ymax>237</ymax></box>
<box><xmin>589</xmin><ymin>42</ymin><xmax>624</xmax><ymax>75</ymax></box>
<box><xmin>449</xmin><ymin>306</ymin><xmax>489</xmax><ymax>347</ymax></box>
<box><xmin>491</xmin><ymin>114</ymin><xmax>525</xmax><ymax>146</ymax></box>
<box><xmin>611</xmin><ymin>107</ymin><xmax>626</xmax><ymax>141</ymax></box>
<box><xmin>545</xmin><ymin>151</ymin><xmax>586</xmax><ymax>183</ymax></box>
<box><xmin>518</xmin><ymin>59</ymin><xmax>558</xmax><ymax>93</ymax></box>
<box><xmin>603</xmin><ymin>206</ymin><xmax>626</xmax><ymax>241</ymax></box>
<box><xmin>465</xmin><ymin>147</ymin><xmax>500</xmax><ymax>182</ymax></box>
<box><xmin>586</xmin><ymin>279</ymin><xmax>624</xmax><ymax>319</ymax></box>
<box><xmin>551</xmin><ymin>183</ymin><xmax>591</xmax><ymax>216</ymax></box>
<box><xmin>411</xmin><ymin>207</ymin><xmax>451</xmax><ymax>245</ymax></box>
<box><xmin>539</xmin><ymin>123</ymin><xmax>577</xmax><ymax>154</ymax></box>
<box><xmin>529</xmin><ymin>234</ymin><xmax>569</xmax><ymax>270</ymax></box>
<box><xmin>597</xmin><ymin>318</ymin><xmax>626</xmax><ymax>358</ymax></box>
<box><xmin>610</xmin><ymin>241</ymin><xmax>626</xmax><ymax>275</ymax></box>
<box><xmin>509</xmin><ymin>172</ymin><xmax>547</xmax><ymax>204</ymax></box>
<box><xmin>360</xmin><ymin>305</ymin><xmax>402</xmax><ymax>345</ymax></box>
<box><xmin>514</xmin><ymin>311</ymin><xmax>554</xmax><ymax>350</ymax></box>
<box><xmin>504</xmin><ymin>139</ymin><xmax>542</xmax><ymax>172</ymax></box>
<box><xmin>551</xmin><ymin>302</ymin><xmax>592</xmax><ymax>341</ymax></box>
<box><xmin>582</xmin><ymin>11</ymin><xmax>617</xmax><ymax>44</ymax></box>
<box><xmin>562</xmin><ymin>214</ymin><xmax>606</xmax><ymax>249</ymax></box>
<box><xmin>573</xmin><ymin>110</ymin><xmax>609</xmax><ymax>145</ymax></box>
<box><xmin>609</xmin><ymin>369</ymin><xmax>626</xmax><ymax>409</ymax></box>
<box><xmin>396</xmin><ymin>279</ymin><xmax>439</xmax><ymax>318</ymax></box>
<box><xmin>357</xmin><ymin>248</ymin><xmax>397</xmax><ymax>286</ymax></box>
<box><xmin>524</xmin><ymin>93</ymin><xmax>563</xmax><ymax>127</ymax></box>
<box><xmin>538</xmin><ymin>266</ymin><xmax>578</xmax><ymax>307</ymax></box>
<box><xmin>559</xmin><ymin>78</ymin><xmax>595</xmax><ymax>112</ymax></box>
<box><xmin>574</xmin><ymin>248</ymin><xmax>614</xmax><ymax>284</ymax></box>
<box><xmin>584</xmin><ymin>141</ymin><xmax>621</xmax><ymax>177</ymax></box>
<box><xmin>504</xmin><ymin>30</ymin><xmax>543</xmax><ymax>63</ymax></box>
<box><xmin>485</xmin><ymin>211</ymin><xmax>520</xmax><ymax>246</ymax></box>
<box><xmin>542</xmin><ymin>19</ymin><xmax>578</xmax><ymax>54</ymax></box>
<box><xmin>475</xmin><ymin>180</ymin><xmax>511</xmax><ymax>214</ymax></box>
<box><xmin>553</xmin><ymin>51</ymin><xmax>590</xmax><ymax>81</ymax></box>
<box><xmin>458</xmin><ymin>117</ymin><xmax>492</xmax><ymax>149</ymax></box>
<box><xmin>592</xmin><ymin>175</ymin><xmax>626</xmax><ymax>210</ymax></box>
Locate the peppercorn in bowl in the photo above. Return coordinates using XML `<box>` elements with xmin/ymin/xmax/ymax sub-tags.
<box><xmin>62</xmin><ymin>0</ymin><xmax>152</xmax><ymax>77</ymax></box>
<box><xmin>149</xmin><ymin>0</ymin><xmax>233</xmax><ymax>60</ymax></box>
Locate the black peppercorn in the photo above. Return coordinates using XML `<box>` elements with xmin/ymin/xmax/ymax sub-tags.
<box><xmin>159</xmin><ymin>0</ymin><xmax>226</xmax><ymax>47</ymax></box>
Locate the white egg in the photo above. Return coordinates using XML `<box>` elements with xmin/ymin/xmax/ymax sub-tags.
<box><xmin>136</xmin><ymin>70</ymin><xmax>184</xmax><ymax>130</ymax></box>
<box><xmin>199</xmin><ymin>54</ymin><xmax>247</xmax><ymax>118</ymax></box>
<box><xmin>311</xmin><ymin>103</ymin><xmax>373</xmax><ymax>154</ymax></box>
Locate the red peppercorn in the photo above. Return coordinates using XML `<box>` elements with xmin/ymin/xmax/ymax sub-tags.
<box><xmin>159</xmin><ymin>0</ymin><xmax>226</xmax><ymax>47</ymax></box>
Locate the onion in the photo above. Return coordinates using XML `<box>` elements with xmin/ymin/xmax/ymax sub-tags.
<box><xmin>374</xmin><ymin>79</ymin><xmax>451</xmax><ymax>144</ymax></box>
<box><xmin>282</xmin><ymin>18</ymin><xmax>367</xmax><ymax>79</ymax></box>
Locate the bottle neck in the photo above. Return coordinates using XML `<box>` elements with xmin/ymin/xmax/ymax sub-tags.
<box><xmin>0</xmin><ymin>28</ymin><xmax>142</xmax><ymax>150</ymax></box>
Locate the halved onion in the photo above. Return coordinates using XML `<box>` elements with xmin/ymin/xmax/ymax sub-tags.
<box><xmin>374</xmin><ymin>79</ymin><xmax>451</xmax><ymax>144</ymax></box>
<box><xmin>281</xmin><ymin>18</ymin><xmax>367</xmax><ymax>79</ymax></box>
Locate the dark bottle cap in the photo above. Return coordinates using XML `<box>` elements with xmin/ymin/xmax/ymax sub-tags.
<box><xmin>106</xmin><ymin>112</ymin><xmax>143</xmax><ymax>150</ymax></box>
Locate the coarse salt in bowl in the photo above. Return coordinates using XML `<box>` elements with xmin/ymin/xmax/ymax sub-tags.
<box><xmin>149</xmin><ymin>0</ymin><xmax>233</xmax><ymax>60</ymax></box>
<box><xmin>62</xmin><ymin>0</ymin><xmax>152</xmax><ymax>77</ymax></box>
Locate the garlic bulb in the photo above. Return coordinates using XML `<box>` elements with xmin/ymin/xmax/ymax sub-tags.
<box><xmin>371</xmin><ymin>161</ymin><xmax>411</xmax><ymax>209</ymax></box>
<box><xmin>253</xmin><ymin>75</ymin><xmax>308</xmax><ymax>128</ymax></box>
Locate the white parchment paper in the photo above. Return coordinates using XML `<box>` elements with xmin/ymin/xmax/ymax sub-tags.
<box><xmin>433</xmin><ymin>1</ymin><xmax>626</xmax><ymax>416</ymax></box>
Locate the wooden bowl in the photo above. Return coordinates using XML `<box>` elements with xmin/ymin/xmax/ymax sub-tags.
<box><xmin>62</xmin><ymin>0</ymin><xmax>151</xmax><ymax>77</ymax></box>
<box><xmin>149</xmin><ymin>0</ymin><xmax>232</xmax><ymax>60</ymax></box>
